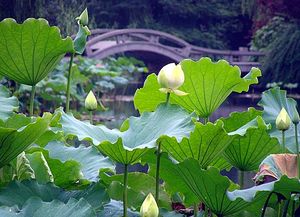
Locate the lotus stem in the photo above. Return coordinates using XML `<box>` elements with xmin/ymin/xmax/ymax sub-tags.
<box><xmin>66</xmin><ymin>53</ymin><xmax>74</xmax><ymax>113</ymax></box>
<box><xmin>194</xmin><ymin>203</ymin><xmax>198</xmax><ymax>217</ymax></box>
<box><xmin>238</xmin><ymin>170</ymin><xmax>244</xmax><ymax>189</ymax></box>
<box><xmin>282</xmin><ymin>200</ymin><xmax>290</xmax><ymax>217</ymax></box>
<box><xmin>89</xmin><ymin>111</ymin><xmax>93</xmax><ymax>125</ymax></box>
<box><xmin>261</xmin><ymin>192</ymin><xmax>273</xmax><ymax>217</ymax></box>
<box><xmin>278</xmin><ymin>201</ymin><xmax>283</xmax><ymax>217</ymax></box>
<box><xmin>166</xmin><ymin>92</ymin><xmax>170</xmax><ymax>104</ymax></box>
<box><xmin>291</xmin><ymin>199</ymin><xmax>295</xmax><ymax>217</ymax></box>
<box><xmin>29</xmin><ymin>85</ymin><xmax>36</xmax><ymax>116</ymax></box>
<box><xmin>282</xmin><ymin>130</ymin><xmax>286</xmax><ymax>153</ymax></box>
<box><xmin>155</xmin><ymin>142</ymin><xmax>161</xmax><ymax>203</ymax></box>
<box><xmin>123</xmin><ymin>164</ymin><xmax>129</xmax><ymax>217</ymax></box>
<box><xmin>295</xmin><ymin>123</ymin><xmax>299</xmax><ymax>179</ymax></box>
<box><xmin>204</xmin><ymin>117</ymin><xmax>209</xmax><ymax>124</ymax></box>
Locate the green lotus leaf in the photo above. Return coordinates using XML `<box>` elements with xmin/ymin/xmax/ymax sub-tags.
<box><xmin>134</xmin><ymin>57</ymin><xmax>261</xmax><ymax>117</ymax></box>
<box><xmin>0</xmin><ymin>180</ymin><xmax>110</xmax><ymax>213</ymax></box>
<box><xmin>258</xmin><ymin>87</ymin><xmax>300</xmax><ymax>153</ymax></box>
<box><xmin>26</xmin><ymin>152</ymin><xmax>54</xmax><ymax>184</ymax></box>
<box><xmin>160</xmin><ymin>120</ymin><xmax>233</xmax><ymax>168</ymax></box>
<box><xmin>0</xmin><ymin>197</ymin><xmax>96</xmax><ymax>217</ymax></box>
<box><xmin>44</xmin><ymin>141</ymin><xmax>115</xmax><ymax>181</ymax></box>
<box><xmin>56</xmin><ymin>108</ymin><xmax>121</xmax><ymax>145</ymax></box>
<box><xmin>0</xmin><ymin>113</ymin><xmax>52</xmax><ymax>168</ymax></box>
<box><xmin>0</xmin><ymin>85</ymin><xmax>18</xmax><ymax>122</ymax></box>
<box><xmin>15</xmin><ymin>152</ymin><xmax>35</xmax><ymax>181</ymax></box>
<box><xmin>221</xmin><ymin>108</ymin><xmax>281</xmax><ymax>171</ymax></box>
<box><xmin>99</xmin><ymin>200</ymin><xmax>139</xmax><ymax>217</ymax></box>
<box><xmin>0</xmin><ymin>18</ymin><xmax>74</xmax><ymax>86</ymax></box>
<box><xmin>100</xmin><ymin>172</ymin><xmax>171</xmax><ymax>209</ymax></box>
<box><xmin>98</xmin><ymin>103</ymin><xmax>195</xmax><ymax>164</ymax></box>
<box><xmin>168</xmin><ymin>158</ymin><xmax>300</xmax><ymax>216</ymax></box>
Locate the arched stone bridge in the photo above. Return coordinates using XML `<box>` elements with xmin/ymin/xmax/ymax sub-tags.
<box><xmin>86</xmin><ymin>29</ymin><xmax>264</xmax><ymax>72</ymax></box>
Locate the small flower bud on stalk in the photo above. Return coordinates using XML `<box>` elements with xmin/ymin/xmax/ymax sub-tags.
<box><xmin>85</xmin><ymin>91</ymin><xmax>97</xmax><ymax>124</ymax></box>
<box><xmin>140</xmin><ymin>193</ymin><xmax>159</xmax><ymax>217</ymax></box>
<box><xmin>276</xmin><ymin>108</ymin><xmax>291</xmax><ymax>153</ymax></box>
<box><xmin>76</xmin><ymin>8</ymin><xmax>89</xmax><ymax>26</ymax></box>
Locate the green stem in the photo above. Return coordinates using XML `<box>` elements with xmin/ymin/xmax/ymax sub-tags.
<box><xmin>155</xmin><ymin>142</ymin><xmax>161</xmax><ymax>203</ymax></box>
<box><xmin>278</xmin><ymin>201</ymin><xmax>283</xmax><ymax>217</ymax></box>
<box><xmin>29</xmin><ymin>85</ymin><xmax>36</xmax><ymax>116</ymax></box>
<box><xmin>261</xmin><ymin>192</ymin><xmax>273</xmax><ymax>217</ymax></box>
<box><xmin>123</xmin><ymin>164</ymin><xmax>128</xmax><ymax>217</ymax></box>
<box><xmin>194</xmin><ymin>203</ymin><xmax>198</xmax><ymax>217</ymax></box>
<box><xmin>282</xmin><ymin>130</ymin><xmax>286</xmax><ymax>153</ymax></box>
<box><xmin>238</xmin><ymin>170</ymin><xmax>244</xmax><ymax>189</ymax></box>
<box><xmin>66</xmin><ymin>53</ymin><xmax>74</xmax><ymax>113</ymax></box>
<box><xmin>282</xmin><ymin>200</ymin><xmax>290</xmax><ymax>217</ymax></box>
<box><xmin>89</xmin><ymin>111</ymin><xmax>93</xmax><ymax>125</ymax></box>
<box><xmin>295</xmin><ymin>123</ymin><xmax>299</xmax><ymax>179</ymax></box>
<box><xmin>291</xmin><ymin>200</ymin><xmax>295</xmax><ymax>217</ymax></box>
<box><xmin>204</xmin><ymin>117</ymin><xmax>209</xmax><ymax>124</ymax></box>
<box><xmin>166</xmin><ymin>92</ymin><xmax>170</xmax><ymax>104</ymax></box>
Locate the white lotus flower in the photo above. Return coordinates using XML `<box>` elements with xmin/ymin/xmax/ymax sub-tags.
<box><xmin>157</xmin><ymin>63</ymin><xmax>187</xmax><ymax>96</ymax></box>
<box><xmin>140</xmin><ymin>193</ymin><xmax>159</xmax><ymax>217</ymax></box>
<box><xmin>276</xmin><ymin>108</ymin><xmax>291</xmax><ymax>131</ymax></box>
<box><xmin>85</xmin><ymin>91</ymin><xmax>97</xmax><ymax>111</ymax></box>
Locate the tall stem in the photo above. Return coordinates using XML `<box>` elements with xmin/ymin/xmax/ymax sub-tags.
<box><xmin>66</xmin><ymin>54</ymin><xmax>74</xmax><ymax>113</ymax></box>
<box><xmin>282</xmin><ymin>130</ymin><xmax>286</xmax><ymax>153</ymax></box>
<box><xmin>194</xmin><ymin>203</ymin><xmax>198</xmax><ymax>217</ymax></box>
<box><xmin>204</xmin><ymin>117</ymin><xmax>209</xmax><ymax>124</ymax></box>
<box><xmin>166</xmin><ymin>92</ymin><xmax>170</xmax><ymax>104</ymax></box>
<box><xmin>261</xmin><ymin>192</ymin><xmax>273</xmax><ymax>217</ymax></box>
<box><xmin>295</xmin><ymin>123</ymin><xmax>299</xmax><ymax>179</ymax></box>
<box><xmin>123</xmin><ymin>164</ymin><xmax>128</xmax><ymax>217</ymax></box>
<box><xmin>282</xmin><ymin>200</ymin><xmax>290</xmax><ymax>217</ymax></box>
<box><xmin>155</xmin><ymin>142</ymin><xmax>161</xmax><ymax>203</ymax></box>
<box><xmin>238</xmin><ymin>170</ymin><xmax>244</xmax><ymax>189</ymax></box>
<box><xmin>89</xmin><ymin>111</ymin><xmax>93</xmax><ymax>125</ymax></box>
<box><xmin>29</xmin><ymin>85</ymin><xmax>36</xmax><ymax>116</ymax></box>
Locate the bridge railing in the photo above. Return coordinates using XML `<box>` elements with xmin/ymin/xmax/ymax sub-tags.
<box><xmin>84</xmin><ymin>29</ymin><xmax>264</xmax><ymax>72</ymax></box>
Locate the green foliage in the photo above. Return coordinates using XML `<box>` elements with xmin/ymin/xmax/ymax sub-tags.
<box><xmin>0</xmin><ymin>18</ymin><xmax>73</xmax><ymax>86</ymax></box>
<box><xmin>134</xmin><ymin>57</ymin><xmax>261</xmax><ymax>117</ymax></box>
<box><xmin>0</xmin><ymin>85</ymin><xmax>18</xmax><ymax>122</ymax></box>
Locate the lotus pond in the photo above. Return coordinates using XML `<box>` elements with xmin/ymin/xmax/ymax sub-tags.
<box><xmin>0</xmin><ymin>9</ymin><xmax>300</xmax><ymax>217</ymax></box>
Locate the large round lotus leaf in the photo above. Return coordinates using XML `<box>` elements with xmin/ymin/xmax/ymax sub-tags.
<box><xmin>258</xmin><ymin>87</ymin><xmax>300</xmax><ymax>153</ymax></box>
<box><xmin>0</xmin><ymin>113</ymin><xmax>52</xmax><ymax>168</ymax></box>
<box><xmin>134</xmin><ymin>57</ymin><xmax>261</xmax><ymax>117</ymax></box>
<box><xmin>221</xmin><ymin>108</ymin><xmax>281</xmax><ymax>171</ymax></box>
<box><xmin>160</xmin><ymin>120</ymin><xmax>233</xmax><ymax>168</ymax></box>
<box><xmin>0</xmin><ymin>85</ymin><xmax>18</xmax><ymax>122</ymax></box>
<box><xmin>0</xmin><ymin>18</ymin><xmax>74</xmax><ymax>86</ymax></box>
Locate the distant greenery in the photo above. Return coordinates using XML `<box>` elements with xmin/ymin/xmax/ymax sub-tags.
<box><xmin>1</xmin><ymin>56</ymin><xmax>147</xmax><ymax>113</ymax></box>
<box><xmin>1</xmin><ymin>0</ymin><xmax>252</xmax><ymax>49</ymax></box>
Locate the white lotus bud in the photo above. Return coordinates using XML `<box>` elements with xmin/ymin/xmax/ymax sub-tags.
<box><xmin>85</xmin><ymin>91</ymin><xmax>97</xmax><ymax>111</ymax></box>
<box><xmin>140</xmin><ymin>193</ymin><xmax>159</xmax><ymax>217</ymax></box>
<box><xmin>158</xmin><ymin>63</ymin><xmax>185</xmax><ymax>89</ymax></box>
<box><xmin>276</xmin><ymin>108</ymin><xmax>291</xmax><ymax>131</ymax></box>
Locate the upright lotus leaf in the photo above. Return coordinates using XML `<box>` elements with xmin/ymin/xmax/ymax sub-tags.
<box><xmin>0</xmin><ymin>180</ymin><xmax>110</xmax><ymax>213</ymax></box>
<box><xmin>0</xmin><ymin>197</ymin><xmax>96</xmax><ymax>217</ymax></box>
<box><xmin>0</xmin><ymin>85</ymin><xmax>18</xmax><ymax>122</ymax></box>
<box><xmin>100</xmin><ymin>172</ymin><xmax>171</xmax><ymax>209</ymax></box>
<box><xmin>160</xmin><ymin>120</ymin><xmax>233</xmax><ymax>168</ymax></box>
<box><xmin>258</xmin><ymin>87</ymin><xmax>300</xmax><ymax>153</ymax></box>
<box><xmin>134</xmin><ymin>57</ymin><xmax>261</xmax><ymax>117</ymax></box>
<box><xmin>55</xmin><ymin>108</ymin><xmax>120</xmax><ymax>145</ymax></box>
<box><xmin>220</xmin><ymin>108</ymin><xmax>281</xmax><ymax>171</ymax></box>
<box><xmin>168</xmin><ymin>158</ymin><xmax>300</xmax><ymax>216</ymax></box>
<box><xmin>0</xmin><ymin>18</ymin><xmax>74</xmax><ymax>86</ymax></box>
<box><xmin>44</xmin><ymin>141</ymin><xmax>115</xmax><ymax>181</ymax></box>
<box><xmin>0</xmin><ymin>113</ymin><xmax>52</xmax><ymax>168</ymax></box>
<box><xmin>15</xmin><ymin>152</ymin><xmax>35</xmax><ymax>181</ymax></box>
<box><xmin>98</xmin><ymin>103</ymin><xmax>195</xmax><ymax>164</ymax></box>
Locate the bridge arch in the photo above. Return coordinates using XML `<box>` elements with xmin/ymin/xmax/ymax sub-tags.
<box><xmin>85</xmin><ymin>28</ymin><xmax>264</xmax><ymax>72</ymax></box>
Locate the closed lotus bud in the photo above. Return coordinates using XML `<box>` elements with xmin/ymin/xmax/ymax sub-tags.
<box><xmin>85</xmin><ymin>91</ymin><xmax>97</xmax><ymax>111</ymax></box>
<box><xmin>140</xmin><ymin>193</ymin><xmax>159</xmax><ymax>217</ymax></box>
<box><xmin>276</xmin><ymin>108</ymin><xmax>291</xmax><ymax>131</ymax></box>
<box><xmin>76</xmin><ymin>8</ymin><xmax>89</xmax><ymax>26</ymax></box>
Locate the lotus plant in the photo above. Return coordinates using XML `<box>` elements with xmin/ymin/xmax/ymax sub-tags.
<box><xmin>276</xmin><ymin>107</ymin><xmax>291</xmax><ymax>153</ymax></box>
<box><xmin>140</xmin><ymin>193</ymin><xmax>159</xmax><ymax>217</ymax></box>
